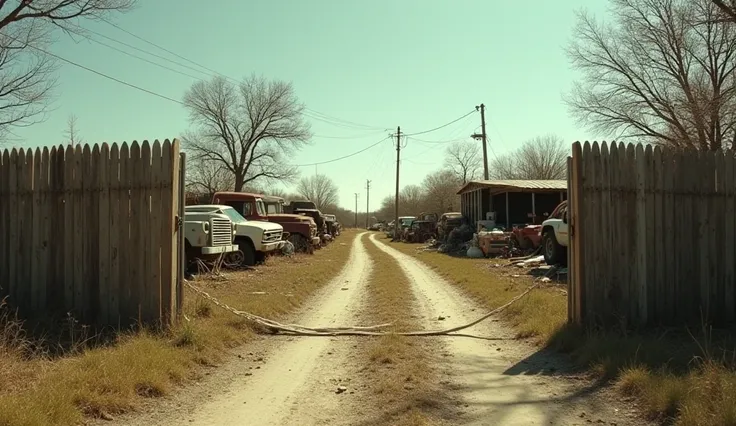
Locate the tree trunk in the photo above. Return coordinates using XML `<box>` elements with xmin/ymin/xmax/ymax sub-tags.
<box><xmin>234</xmin><ymin>173</ymin><xmax>245</xmax><ymax>192</ymax></box>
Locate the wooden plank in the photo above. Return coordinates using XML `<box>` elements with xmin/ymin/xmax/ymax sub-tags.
<box><xmin>709</xmin><ymin>151</ymin><xmax>721</xmax><ymax>323</ymax></box>
<box><xmin>39</xmin><ymin>148</ymin><xmax>50</xmax><ymax>311</ymax></box>
<box><xmin>644</xmin><ymin>145</ymin><xmax>655</xmax><ymax>324</ymax></box>
<box><xmin>49</xmin><ymin>146</ymin><xmax>64</xmax><ymax>312</ymax></box>
<box><xmin>607</xmin><ymin>143</ymin><xmax>621</xmax><ymax>320</ymax></box>
<box><xmin>662</xmin><ymin>149</ymin><xmax>674</xmax><ymax>322</ymax></box>
<box><xmin>129</xmin><ymin>141</ymin><xmax>142</xmax><ymax>324</ymax></box>
<box><xmin>148</xmin><ymin>141</ymin><xmax>163</xmax><ymax>325</ymax></box>
<box><xmin>0</xmin><ymin>150</ymin><xmax>8</xmax><ymax>299</ymax></box>
<box><xmin>30</xmin><ymin>149</ymin><xmax>42</xmax><ymax>312</ymax></box>
<box><xmin>98</xmin><ymin>144</ymin><xmax>111</xmax><ymax>324</ymax></box>
<box><xmin>63</xmin><ymin>145</ymin><xmax>75</xmax><ymax>311</ymax></box>
<box><xmin>591</xmin><ymin>142</ymin><xmax>603</xmax><ymax>324</ymax></box>
<box><xmin>8</xmin><ymin>149</ymin><xmax>18</xmax><ymax>306</ymax></box>
<box><xmin>138</xmin><ymin>141</ymin><xmax>152</xmax><ymax>323</ymax></box>
<box><xmin>176</xmin><ymin>149</ymin><xmax>185</xmax><ymax>319</ymax></box>
<box><xmin>696</xmin><ymin>151</ymin><xmax>710</xmax><ymax>322</ymax></box>
<box><xmin>20</xmin><ymin>149</ymin><xmax>34</xmax><ymax>312</ymax></box>
<box><xmin>159</xmin><ymin>140</ymin><xmax>174</xmax><ymax>325</ymax></box>
<box><xmin>582</xmin><ymin>142</ymin><xmax>593</xmax><ymax>324</ymax></box>
<box><xmin>714</xmin><ymin>150</ymin><xmax>727</xmax><ymax>324</ymax></box>
<box><xmin>567</xmin><ymin>155</ymin><xmax>573</xmax><ymax>323</ymax></box>
<box><xmin>653</xmin><ymin>147</ymin><xmax>665</xmax><ymax>322</ymax></box>
<box><xmin>726</xmin><ymin>150</ymin><xmax>736</xmax><ymax>323</ymax></box>
<box><xmin>600</xmin><ymin>143</ymin><xmax>612</xmax><ymax>324</ymax></box>
<box><xmin>118</xmin><ymin>143</ymin><xmax>132</xmax><ymax>325</ymax></box>
<box><xmin>623</xmin><ymin>144</ymin><xmax>636</xmax><ymax>324</ymax></box>
<box><xmin>72</xmin><ymin>145</ymin><xmax>85</xmax><ymax>317</ymax></box>
<box><xmin>570</xmin><ymin>142</ymin><xmax>585</xmax><ymax>325</ymax></box>
<box><xmin>108</xmin><ymin>144</ymin><xmax>121</xmax><ymax>326</ymax></box>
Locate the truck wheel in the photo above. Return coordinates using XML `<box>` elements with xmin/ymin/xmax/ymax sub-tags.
<box><xmin>225</xmin><ymin>238</ymin><xmax>256</xmax><ymax>267</ymax></box>
<box><xmin>542</xmin><ymin>231</ymin><xmax>567</xmax><ymax>266</ymax></box>
<box><xmin>289</xmin><ymin>234</ymin><xmax>311</xmax><ymax>254</ymax></box>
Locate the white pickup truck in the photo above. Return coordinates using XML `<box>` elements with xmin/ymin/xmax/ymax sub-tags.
<box><xmin>539</xmin><ymin>200</ymin><xmax>569</xmax><ymax>266</ymax></box>
<box><xmin>185</xmin><ymin>205</ymin><xmax>285</xmax><ymax>267</ymax></box>
<box><xmin>183</xmin><ymin>208</ymin><xmax>239</xmax><ymax>270</ymax></box>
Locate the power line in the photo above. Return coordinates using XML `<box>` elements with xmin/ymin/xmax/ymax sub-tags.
<box><xmin>4</xmin><ymin>32</ymin><xmax>184</xmax><ymax>105</ymax></box>
<box><xmin>290</xmin><ymin>136</ymin><xmax>390</xmax><ymax>167</ymax></box>
<box><xmin>98</xmin><ymin>18</ymin><xmax>388</xmax><ymax>131</ymax></box>
<box><xmin>403</xmin><ymin>109</ymin><xmax>478</xmax><ymax>136</ymax></box>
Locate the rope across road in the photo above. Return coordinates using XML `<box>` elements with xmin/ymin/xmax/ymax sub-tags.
<box><xmin>183</xmin><ymin>279</ymin><xmax>541</xmax><ymax>337</ymax></box>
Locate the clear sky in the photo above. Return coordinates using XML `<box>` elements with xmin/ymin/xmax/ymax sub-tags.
<box><xmin>12</xmin><ymin>0</ymin><xmax>610</xmax><ymax>211</ymax></box>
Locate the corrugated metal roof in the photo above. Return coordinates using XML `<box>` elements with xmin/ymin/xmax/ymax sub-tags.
<box><xmin>456</xmin><ymin>179</ymin><xmax>567</xmax><ymax>195</ymax></box>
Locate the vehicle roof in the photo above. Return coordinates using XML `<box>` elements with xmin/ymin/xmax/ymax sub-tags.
<box><xmin>213</xmin><ymin>191</ymin><xmax>263</xmax><ymax>199</ymax></box>
<box><xmin>262</xmin><ymin>195</ymin><xmax>284</xmax><ymax>202</ymax></box>
<box><xmin>399</xmin><ymin>216</ymin><xmax>416</xmax><ymax>219</ymax></box>
<box><xmin>186</xmin><ymin>204</ymin><xmax>232</xmax><ymax>210</ymax></box>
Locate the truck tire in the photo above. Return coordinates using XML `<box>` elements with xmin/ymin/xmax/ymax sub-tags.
<box><xmin>542</xmin><ymin>231</ymin><xmax>567</xmax><ymax>266</ymax></box>
<box><xmin>289</xmin><ymin>234</ymin><xmax>311</xmax><ymax>254</ymax></box>
<box><xmin>226</xmin><ymin>238</ymin><xmax>256</xmax><ymax>267</ymax></box>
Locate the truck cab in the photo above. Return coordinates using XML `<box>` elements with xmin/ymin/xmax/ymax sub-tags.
<box><xmin>212</xmin><ymin>192</ymin><xmax>321</xmax><ymax>253</ymax></box>
<box><xmin>186</xmin><ymin>204</ymin><xmax>284</xmax><ymax>267</ymax></box>
<box><xmin>540</xmin><ymin>201</ymin><xmax>569</xmax><ymax>265</ymax></box>
<box><xmin>183</xmin><ymin>208</ymin><xmax>239</xmax><ymax>273</ymax></box>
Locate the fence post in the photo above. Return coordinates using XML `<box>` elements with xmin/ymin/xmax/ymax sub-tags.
<box><xmin>569</xmin><ymin>142</ymin><xmax>585</xmax><ymax>325</ymax></box>
<box><xmin>176</xmin><ymin>151</ymin><xmax>186</xmax><ymax>319</ymax></box>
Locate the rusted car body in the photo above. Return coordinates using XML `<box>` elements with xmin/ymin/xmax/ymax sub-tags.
<box><xmin>437</xmin><ymin>212</ymin><xmax>464</xmax><ymax>241</ymax></box>
<box><xmin>405</xmin><ymin>220</ymin><xmax>437</xmax><ymax>243</ymax></box>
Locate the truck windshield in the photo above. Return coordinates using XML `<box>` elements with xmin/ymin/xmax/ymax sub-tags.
<box><xmin>219</xmin><ymin>207</ymin><xmax>246</xmax><ymax>224</ymax></box>
<box><xmin>265</xmin><ymin>202</ymin><xmax>282</xmax><ymax>214</ymax></box>
<box><xmin>256</xmin><ymin>199</ymin><xmax>267</xmax><ymax>216</ymax></box>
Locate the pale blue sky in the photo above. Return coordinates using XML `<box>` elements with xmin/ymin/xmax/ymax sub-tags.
<box><xmin>13</xmin><ymin>0</ymin><xmax>610</xmax><ymax>210</ymax></box>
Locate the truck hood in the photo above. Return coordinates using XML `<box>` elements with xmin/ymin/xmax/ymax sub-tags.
<box><xmin>268</xmin><ymin>213</ymin><xmax>316</xmax><ymax>225</ymax></box>
<box><xmin>240</xmin><ymin>220</ymin><xmax>283</xmax><ymax>232</ymax></box>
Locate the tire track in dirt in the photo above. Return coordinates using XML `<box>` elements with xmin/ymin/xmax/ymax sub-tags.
<box><xmin>184</xmin><ymin>233</ymin><xmax>372</xmax><ymax>426</ymax></box>
<box><xmin>112</xmin><ymin>233</ymin><xmax>373</xmax><ymax>426</ymax></box>
<box><xmin>370</xmin><ymin>235</ymin><xmax>646</xmax><ymax>426</ymax></box>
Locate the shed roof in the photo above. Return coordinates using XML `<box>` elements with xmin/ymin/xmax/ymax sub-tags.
<box><xmin>456</xmin><ymin>180</ymin><xmax>567</xmax><ymax>195</ymax></box>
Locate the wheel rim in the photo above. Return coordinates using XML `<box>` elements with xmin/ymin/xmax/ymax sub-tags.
<box><xmin>545</xmin><ymin>237</ymin><xmax>554</xmax><ymax>258</ymax></box>
<box><xmin>224</xmin><ymin>250</ymin><xmax>245</xmax><ymax>267</ymax></box>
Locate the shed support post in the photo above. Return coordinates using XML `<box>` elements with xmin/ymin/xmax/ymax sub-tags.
<box><xmin>505</xmin><ymin>191</ymin><xmax>509</xmax><ymax>229</ymax></box>
<box><xmin>532</xmin><ymin>192</ymin><xmax>536</xmax><ymax>223</ymax></box>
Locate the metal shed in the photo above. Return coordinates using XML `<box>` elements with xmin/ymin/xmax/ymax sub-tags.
<box><xmin>456</xmin><ymin>180</ymin><xmax>567</xmax><ymax>229</ymax></box>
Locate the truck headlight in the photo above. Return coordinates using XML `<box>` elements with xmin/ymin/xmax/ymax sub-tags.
<box><xmin>202</xmin><ymin>222</ymin><xmax>209</xmax><ymax>233</ymax></box>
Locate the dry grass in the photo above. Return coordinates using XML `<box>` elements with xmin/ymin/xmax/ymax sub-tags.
<box><xmin>0</xmin><ymin>231</ymin><xmax>359</xmax><ymax>426</ymax></box>
<box><xmin>359</xmin><ymin>234</ymin><xmax>454</xmax><ymax>426</ymax></box>
<box><xmin>380</xmin><ymin>235</ymin><xmax>736</xmax><ymax>426</ymax></box>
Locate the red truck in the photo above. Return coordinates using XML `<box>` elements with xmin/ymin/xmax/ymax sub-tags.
<box><xmin>211</xmin><ymin>192</ymin><xmax>321</xmax><ymax>253</ymax></box>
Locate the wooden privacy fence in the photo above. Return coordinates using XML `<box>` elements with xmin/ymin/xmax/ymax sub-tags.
<box><xmin>0</xmin><ymin>140</ymin><xmax>182</xmax><ymax>327</ymax></box>
<box><xmin>568</xmin><ymin>141</ymin><xmax>736</xmax><ymax>328</ymax></box>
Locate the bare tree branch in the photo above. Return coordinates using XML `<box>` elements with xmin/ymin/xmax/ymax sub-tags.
<box><xmin>0</xmin><ymin>0</ymin><xmax>135</xmax><ymax>144</ymax></box>
<box><xmin>567</xmin><ymin>0</ymin><xmax>736</xmax><ymax>150</ymax></box>
<box><xmin>295</xmin><ymin>174</ymin><xmax>338</xmax><ymax>210</ymax></box>
<box><xmin>490</xmin><ymin>135</ymin><xmax>568</xmax><ymax>180</ymax></box>
<box><xmin>444</xmin><ymin>140</ymin><xmax>482</xmax><ymax>183</ymax></box>
<box><xmin>63</xmin><ymin>112</ymin><xmax>82</xmax><ymax>145</ymax></box>
<box><xmin>185</xmin><ymin>155</ymin><xmax>234</xmax><ymax>197</ymax></box>
<box><xmin>183</xmin><ymin>74</ymin><xmax>311</xmax><ymax>191</ymax></box>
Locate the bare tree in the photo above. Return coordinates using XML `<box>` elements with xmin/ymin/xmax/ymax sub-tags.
<box><xmin>63</xmin><ymin>113</ymin><xmax>83</xmax><ymax>145</ymax></box>
<box><xmin>400</xmin><ymin>184</ymin><xmax>425</xmax><ymax>215</ymax></box>
<box><xmin>182</xmin><ymin>75</ymin><xmax>312</xmax><ymax>191</ymax></box>
<box><xmin>567</xmin><ymin>0</ymin><xmax>736</xmax><ymax>150</ymax></box>
<box><xmin>444</xmin><ymin>140</ymin><xmax>482</xmax><ymax>183</ymax></box>
<box><xmin>422</xmin><ymin>169</ymin><xmax>462</xmax><ymax>213</ymax></box>
<box><xmin>296</xmin><ymin>174</ymin><xmax>338</xmax><ymax>210</ymax></box>
<box><xmin>0</xmin><ymin>1</ymin><xmax>135</xmax><ymax>143</ymax></box>
<box><xmin>490</xmin><ymin>135</ymin><xmax>568</xmax><ymax>180</ymax></box>
<box><xmin>185</xmin><ymin>156</ymin><xmax>233</xmax><ymax>196</ymax></box>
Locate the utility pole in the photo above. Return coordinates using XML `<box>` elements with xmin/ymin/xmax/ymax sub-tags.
<box><xmin>471</xmin><ymin>104</ymin><xmax>489</xmax><ymax>180</ymax></box>
<box><xmin>354</xmin><ymin>193</ymin><xmax>358</xmax><ymax>228</ymax></box>
<box><xmin>365</xmin><ymin>179</ymin><xmax>371</xmax><ymax>229</ymax></box>
<box><xmin>393</xmin><ymin>126</ymin><xmax>401</xmax><ymax>240</ymax></box>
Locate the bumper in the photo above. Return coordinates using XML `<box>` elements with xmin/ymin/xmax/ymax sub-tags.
<box><xmin>201</xmin><ymin>244</ymin><xmax>239</xmax><ymax>255</ymax></box>
<box><xmin>260</xmin><ymin>241</ymin><xmax>284</xmax><ymax>252</ymax></box>
<box><xmin>311</xmin><ymin>236</ymin><xmax>321</xmax><ymax>246</ymax></box>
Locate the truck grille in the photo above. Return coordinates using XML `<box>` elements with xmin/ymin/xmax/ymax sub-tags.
<box><xmin>263</xmin><ymin>230</ymin><xmax>282</xmax><ymax>243</ymax></box>
<box><xmin>210</xmin><ymin>218</ymin><xmax>233</xmax><ymax>246</ymax></box>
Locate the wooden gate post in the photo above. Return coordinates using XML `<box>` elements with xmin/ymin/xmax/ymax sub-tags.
<box><xmin>569</xmin><ymin>142</ymin><xmax>585</xmax><ymax>325</ymax></box>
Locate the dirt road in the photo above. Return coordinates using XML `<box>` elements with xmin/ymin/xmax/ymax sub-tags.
<box><xmin>369</xmin><ymin>234</ymin><xmax>643</xmax><ymax>425</ymax></box>
<box><xmin>113</xmin><ymin>233</ymin><xmax>645</xmax><ymax>426</ymax></box>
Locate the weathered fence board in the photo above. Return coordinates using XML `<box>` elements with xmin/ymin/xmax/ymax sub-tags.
<box><xmin>0</xmin><ymin>140</ymin><xmax>182</xmax><ymax>327</ymax></box>
<box><xmin>569</xmin><ymin>141</ymin><xmax>736</xmax><ymax>328</ymax></box>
